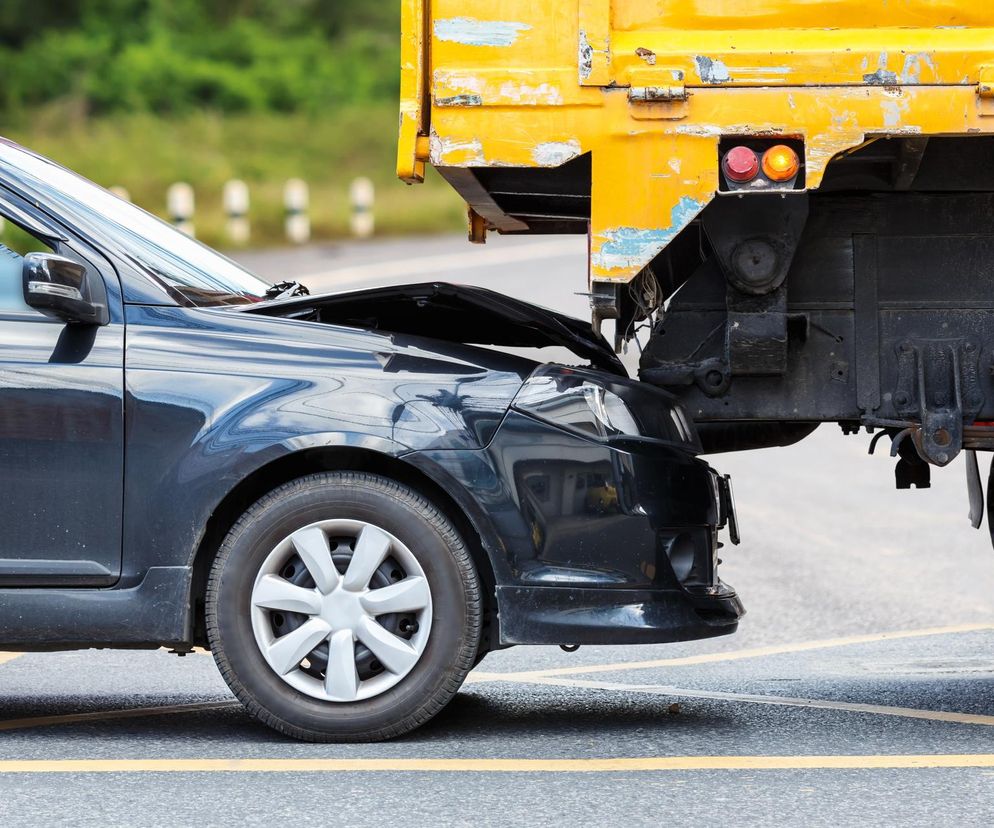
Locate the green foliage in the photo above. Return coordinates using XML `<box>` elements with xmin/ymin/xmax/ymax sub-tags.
<box><xmin>0</xmin><ymin>2</ymin><xmax>463</xmax><ymax>246</ymax></box>
<box><xmin>0</xmin><ymin>0</ymin><xmax>400</xmax><ymax>116</ymax></box>
<box><xmin>5</xmin><ymin>107</ymin><xmax>465</xmax><ymax>247</ymax></box>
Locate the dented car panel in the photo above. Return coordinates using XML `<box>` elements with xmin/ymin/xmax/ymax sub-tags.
<box><xmin>248</xmin><ymin>286</ymin><xmax>742</xmax><ymax>645</ymax></box>
<box><xmin>249</xmin><ymin>281</ymin><xmax>627</xmax><ymax>376</ymax></box>
<box><xmin>411</xmin><ymin>411</ymin><xmax>742</xmax><ymax>646</ymax></box>
<box><xmin>0</xmin><ymin>136</ymin><xmax>740</xmax><ymax>651</ymax></box>
<box><xmin>3</xmin><ymin>285</ymin><xmax>741</xmax><ymax>649</ymax></box>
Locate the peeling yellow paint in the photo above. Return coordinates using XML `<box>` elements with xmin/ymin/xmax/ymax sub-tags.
<box><xmin>396</xmin><ymin>0</ymin><xmax>427</xmax><ymax>183</ymax></box>
<box><xmin>428</xmin><ymin>129</ymin><xmax>486</xmax><ymax>166</ymax></box>
<box><xmin>432</xmin><ymin>69</ymin><xmax>600</xmax><ymax>107</ymax></box>
<box><xmin>401</xmin><ymin>1</ymin><xmax>994</xmax><ymax>281</ymax></box>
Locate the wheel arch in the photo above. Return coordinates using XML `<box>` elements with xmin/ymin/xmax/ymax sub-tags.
<box><xmin>188</xmin><ymin>446</ymin><xmax>501</xmax><ymax>651</ymax></box>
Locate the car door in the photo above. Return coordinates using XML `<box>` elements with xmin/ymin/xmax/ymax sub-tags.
<box><xmin>0</xmin><ymin>199</ymin><xmax>124</xmax><ymax>585</ymax></box>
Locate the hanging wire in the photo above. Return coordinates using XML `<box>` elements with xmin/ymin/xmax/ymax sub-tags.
<box><xmin>622</xmin><ymin>265</ymin><xmax>664</xmax><ymax>354</ymax></box>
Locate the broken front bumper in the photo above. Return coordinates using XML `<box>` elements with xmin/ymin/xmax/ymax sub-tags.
<box><xmin>496</xmin><ymin>581</ymin><xmax>743</xmax><ymax>647</ymax></box>
<box><xmin>410</xmin><ymin>404</ymin><xmax>744</xmax><ymax>647</ymax></box>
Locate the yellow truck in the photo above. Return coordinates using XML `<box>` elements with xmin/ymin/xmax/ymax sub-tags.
<box><xmin>398</xmin><ymin>2</ymin><xmax>994</xmax><ymax>528</ymax></box>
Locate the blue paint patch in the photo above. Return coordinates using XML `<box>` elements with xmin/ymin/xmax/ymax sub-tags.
<box><xmin>670</xmin><ymin>195</ymin><xmax>705</xmax><ymax>228</ymax></box>
<box><xmin>435</xmin><ymin>94</ymin><xmax>483</xmax><ymax>107</ymax></box>
<box><xmin>695</xmin><ymin>56</ymin><xmax>731</xmax><ymax>84</ymax></box>
<box><xmin>434</xmin><ymin>17</ymin><xmax>531</xmax><ymax>47</ymax></box>
<box><xmin>864</xmin><ymin>52</ymin><xmax>897</xmax><ymax>85</ymax></box>
<box><xmin>864</xmin><ymin>68</ymin><xmax>898</xmax><ymax>85</ymax></box>
<box><xmin>593</xmin><ymin>197</ymin><xmax>705</xmax><ymax>271</ymax></box>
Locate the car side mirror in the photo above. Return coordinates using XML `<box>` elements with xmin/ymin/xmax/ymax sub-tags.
<box><xmin>22</xmin><ymin>252</ymin><xmax>109</xmax><ymax>326</ymax></box>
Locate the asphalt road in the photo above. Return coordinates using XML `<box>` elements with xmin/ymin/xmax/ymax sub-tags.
<box><xmin>3</xmin><ymin>235</ymin><xmax>994</xmax><ymax>827</ymax></box>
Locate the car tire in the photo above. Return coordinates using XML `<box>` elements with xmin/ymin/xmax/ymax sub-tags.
<box><xmin>206</xmin><ymin>471</ymin><xmax>482</xmax><ymax>742</ymax></box>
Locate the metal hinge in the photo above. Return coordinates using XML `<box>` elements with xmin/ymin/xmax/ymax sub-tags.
<box><xmin>628</xmin><ymin>83</ymin><xmax>687</xmax><ymax>103</ymax></box>
<box><xmin>627</xmin><ymin>70</ymin><xmax>689</xmax><ymax>119</ymax></box>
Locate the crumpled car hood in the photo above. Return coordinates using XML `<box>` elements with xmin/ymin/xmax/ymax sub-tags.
<box><xmin>246</xmin><ymin>282</ymin><xmax>627</xmax><ymax>376</ymax></box>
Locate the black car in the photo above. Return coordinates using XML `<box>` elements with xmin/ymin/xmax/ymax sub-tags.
<box><xmin>0</xmin><ymin>139</ymin><xmax>742</xmax><ymax>741</ymax></box>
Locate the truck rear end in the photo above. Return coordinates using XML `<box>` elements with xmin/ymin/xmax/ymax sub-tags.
<box><xmin>398</xmin><ymin>2</ymin><xmax>994</xmax><ymax>521</ymax></box>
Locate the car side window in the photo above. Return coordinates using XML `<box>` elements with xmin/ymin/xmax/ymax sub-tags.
<box><xmin>0</xmin><ymin>244</ymin><xmax>27</xmax><ymax>312</ymax></box>
<box><xmin>0</xmin><ymin>221</ymin><xmax>55</xmax><ymax>315</ymax></box>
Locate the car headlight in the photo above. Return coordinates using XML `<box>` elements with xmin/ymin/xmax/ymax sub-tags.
<box><xmin>512</xmin><ymin>365</ymin><xmax>701</xmax><ymax>450</ymax></box>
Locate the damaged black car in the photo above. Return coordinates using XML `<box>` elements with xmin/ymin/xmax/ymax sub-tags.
<box><xmin>0</xmin><ymin>139</ymin><xmax>741</xmax><ymax>741</ymax></box>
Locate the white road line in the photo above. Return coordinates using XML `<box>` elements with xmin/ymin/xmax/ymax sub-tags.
<box><xmin>467</xmin><ymin>623</ymin><xmax>994</xmax><ymax>682</ymax></box>
<box><xmin>516</xmin><ymin>675</ymin><xmax>994</xmax><ymax>727</ymax></box>
<box><xmin>2</xmin><ymin>755</ymin><xmax>994</xmax><ymax>773</ymax></box>
<box><xmin>0</xmin><ymin>701</ymin><xmax>240</xmax><ymax>732</ymax></box>
<box><xmin>299</xmin><ymin>238</ymin><xmax>583</xmax><ymax>285</ymax></box>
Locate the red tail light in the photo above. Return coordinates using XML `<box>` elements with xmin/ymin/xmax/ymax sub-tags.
<box><xmin>722</xmin><ymin>146</ymin><xmax>759</xmax><ymax>183</ymax></box>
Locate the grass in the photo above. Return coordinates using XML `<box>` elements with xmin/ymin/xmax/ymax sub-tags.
<box><xmin>2</xmin><ymin>103</ymin><xmax>466</xmax><ymax>248</ymax></box>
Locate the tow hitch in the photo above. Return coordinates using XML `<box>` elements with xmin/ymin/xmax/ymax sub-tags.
<box><xmin>868</xmin><ymin>420</ymin><xmax>994</xmax><ymax>546</ymax></box>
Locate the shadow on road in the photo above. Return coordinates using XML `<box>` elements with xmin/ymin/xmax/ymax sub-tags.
<box><xmin>4</xmin><ymin>671</ymin><xmax>994</xmax><ymax>749</ymax></box>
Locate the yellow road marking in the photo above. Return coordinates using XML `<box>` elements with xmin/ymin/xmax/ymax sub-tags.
<box><xmin>0</xmin><ymin>701</ymin><xmax>239</xmax><ymax>733</ymax></box>
<box><xmin>0</xmin><ymin>755</ymin><xmax>992</xmax><ymax>773</ymax></box>
<box><xmin>469</xmin><ymin>623</ymin><xmax>994</xmax><ymax>682</ymax></box>
<box><xmin>521</xmin><ymin>676</ymin><xmax>994</xmax><ymax>728</ymax></box>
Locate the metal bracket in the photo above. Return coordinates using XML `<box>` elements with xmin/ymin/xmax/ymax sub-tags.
<box><xmin>702</xmin><ymin>192</ymin><xmax>809</xmax><ymax>296</ymax></box>
<box><xmin>467</xmin><ymin>208</ymin><xmax>487</xmax><ymax>244</ymax></box>
<box><xmin>639</xmin><ymin>286</ymin><xmax>788</xmax><ymax>390</ymax></box>
<box><xmin>977</xmin><ymin>66</ymin><xmax>994</xmax><ymax>116</ymax></box>
<box><xmin>589</xmin><ymin>281</ymin><xmax>620</xmax><ymax>341</ymax></box>
<box><xmin>966</xmin><ymin>449</ymin><xmax>984</xmax><ymax>528</ymax></box>
<box><xmin>640</xmin><ymin>356</ymin><xmax>730</xmax><ymax>397</ymax></box>
<box><xmin>725</xmin><ymin>284</ymin><xmax>788</xmax><ymax>377</ymax></box>
<box><xmin>895</xmin><ymin>431</ymin><xmax>931</xmax><ymax>489</ymax></box>
<box><xmin>893</xmin><ymin>338</ymin><xmax>983</xmax><ymax>465</ymax></box>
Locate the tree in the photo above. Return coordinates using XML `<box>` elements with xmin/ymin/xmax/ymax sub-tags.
<box><xmin>0</xmin><ymin>0</ymin><xmax>401</xmax><ymax>115</ymax></box>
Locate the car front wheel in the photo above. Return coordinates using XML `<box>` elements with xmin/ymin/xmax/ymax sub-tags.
<box><xmin>206</xmin><ymin>471</ymin><xmax>482</xmax><ymax>742</ymax></box>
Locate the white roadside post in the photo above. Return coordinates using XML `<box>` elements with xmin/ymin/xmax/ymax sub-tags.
<box><xmin>167</xmin><ymin>182</ymin><xmax>196</xmax><ymax>237</ymax></box>
<box><xmin>349</xmin><ymin>177</ymin><xmax>375</xmax><ymax>238</ymax></box>
<box><xmin>223</xmin><ymin>179</ymin><xmax>250</xmax><ymax>245</ymax></box>
<box><xmin>108</xmin><ymin>185</ymin><xmax>131</xmax><ymax>202</ymax></box>
<box><xmin>284</xmin><ymin>178</ymin><xmax>310</xmax><ymax>244</ymax></box>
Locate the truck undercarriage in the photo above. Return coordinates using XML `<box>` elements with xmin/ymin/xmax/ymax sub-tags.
<box><xmin>636</xmin><ymin>137</ymin><xmax>994</xmax><ymax>466</ymax></box>
<box><xmin>437</xmin><ymin>136</ymin><xmax>994</xmax><ymax>536</ymax></box>
<box><xmin>399</xmin><ymin>2</ymin><xmax>994</xmax><ymax>540</ymax></box>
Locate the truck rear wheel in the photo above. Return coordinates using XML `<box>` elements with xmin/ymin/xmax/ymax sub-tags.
<box><xmin>206</xmin><ymin>471</ymin><xmax>481</xmax><ymax>742</ymax></box>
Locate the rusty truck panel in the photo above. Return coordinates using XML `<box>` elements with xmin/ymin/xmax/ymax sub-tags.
<box><xmin>398</xmin><ymin>1</ymin><xmax>994</xmax><ymax>283</ymax></box>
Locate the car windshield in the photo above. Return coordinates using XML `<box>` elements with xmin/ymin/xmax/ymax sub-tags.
<box><xmin>0</xmin><ymin>139</ymin><xmax>273</xmax><ymax>306</ymax></box>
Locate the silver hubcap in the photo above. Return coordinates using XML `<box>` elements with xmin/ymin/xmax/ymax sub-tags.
<box><xmin>250</xmin><ymin>519</ymin><xmax>432</xmax><ymax>702</ymax></box>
